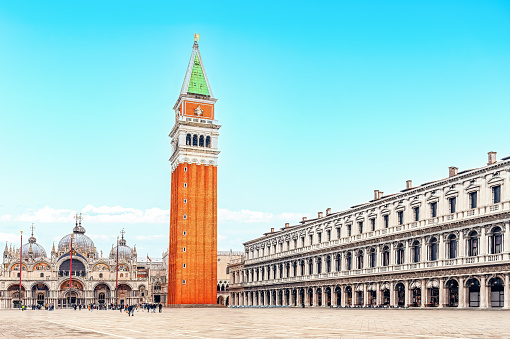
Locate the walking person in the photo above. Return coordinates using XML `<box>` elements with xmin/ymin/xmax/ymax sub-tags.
<box><xmin>158</xmin><ymin>303</ymin><xmax>162</xmax><ymax>313</ymax></box>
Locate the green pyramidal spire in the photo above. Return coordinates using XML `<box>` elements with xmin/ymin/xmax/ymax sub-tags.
<box><xmin>187</xmin><ymin>54</ymin><xmax>210</xmax><ymax>96</ymax></box>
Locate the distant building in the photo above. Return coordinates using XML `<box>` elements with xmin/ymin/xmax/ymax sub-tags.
<box><xmin>0</xmin><ymin>217</ymin><xmax>167</xmax><ymax>308</ymax></box>
<box><xmin>216</xmin><ymin>251</ymin><xmax>243</xmax><ymax>306</ymax></box>
<box><xmin>229</xmin><ymin>152</ymin><xmax>510</xmax><ymax>309</ymax></box>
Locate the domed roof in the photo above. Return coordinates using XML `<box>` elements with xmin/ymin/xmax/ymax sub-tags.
<box><xmin>110</xmin><ymin>231</ymin><xmax>135</xmax><ymax>260</ymax></box>
<box><xmin>22</xmin><ymin>235</ymin><xmax>47</xmax><ymax>259</ymax></box>
<box><xmin>58</xmin><ymin>216</ymin><xmax>96</xmax><ymax>254</ymax></box>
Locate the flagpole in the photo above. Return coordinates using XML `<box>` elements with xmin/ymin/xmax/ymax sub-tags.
<box><xmin>69</xmin><ymin>233</ymin><xmax>73</xmax><ymax>307</ymax></box>
<box><xmin>115</xmin><ymin>236</ymin><xmax>119</xmax><ymax>306</ymax></box>
<box><xmin>19</xmin><ymin>231</ymin><xmax>22</xmax><ymax>308</ymax></box>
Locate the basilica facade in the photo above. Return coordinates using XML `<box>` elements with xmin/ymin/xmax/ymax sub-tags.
<box><xmin>0</xmin><ymin>217</ymin><xmax>167</xmax><ymax>309</ymax></box>
<box><xmin>229</xmin><ymin>152</ymin><xmax>510</xmax><ymax>309</ymax></box>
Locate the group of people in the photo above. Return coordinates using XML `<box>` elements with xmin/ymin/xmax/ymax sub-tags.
<box><xmin>19</xmin><ymin>304</ymin><xmax>54</xmax><ymax>311</ymax></box>
<box><xmin>18</xmin><ymin>302</ymin><xmax>163</xmax><ymax>314</ymax></box>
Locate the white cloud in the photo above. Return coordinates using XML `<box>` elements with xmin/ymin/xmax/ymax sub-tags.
<box><xmin>0</xmin><ymin>232</ymin><xmax>19</xmax><ymax>243</ymax></box>
<box><xmin>0</xmin><ymin>215</ymin><xmax>12</xmax><ymax>222</ymax></box>
<box><xmin>17</xmin><ymin>206</ymin><xmax>75</xmax><ymax>223</ymax></box>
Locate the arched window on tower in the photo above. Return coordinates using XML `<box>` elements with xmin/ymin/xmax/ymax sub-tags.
<box><xmin>206</xmin><ymin>136</ymin><xmax>211</xmax><ymax>148</ymax></box>
<box><xmin>192</xmin><ymin>134</ymin><xmax>198</xmax><ymax>146</ymax></box>
<box><xmin>199</xmin><ymin>135</ymin><xmax>204</xmax><ymax>147</ymax></box>
<box><xmin>186</xmin><ymin>134</ymin><xmax>191</xmax><ymax>146</ymax></box>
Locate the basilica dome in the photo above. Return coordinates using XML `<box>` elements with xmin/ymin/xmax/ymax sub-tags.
<box><xmin>110</xmin><ymin>235</ymin><xmax>134</xmax><ymax>260</ymax></box>
<box><xmin>22</xmin><ymin>235</ymin><xmax>47</xmax><ymax>259</ymax></box>
<box><xmin>58</xmin><ymin>224</ymin><xmax>96</xmax><ymax>255</ymax></box>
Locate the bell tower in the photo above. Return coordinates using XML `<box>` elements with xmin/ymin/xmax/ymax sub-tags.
<box><xmin>167</xmin><ymin>35</ymin><xmax>220</xmax><ymax>306</ymax></box>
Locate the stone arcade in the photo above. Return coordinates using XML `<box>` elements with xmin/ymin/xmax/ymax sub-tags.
<box><xmin>229</xmin><ymin>152</ymin><xmax>510</xmax><ymax>309</ymax></box>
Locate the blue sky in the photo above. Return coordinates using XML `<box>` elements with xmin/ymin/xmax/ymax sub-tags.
<box><xmin>0</xmin><ymin>1</ymin><xmax>509</xmax><ymax>257</ymax></box>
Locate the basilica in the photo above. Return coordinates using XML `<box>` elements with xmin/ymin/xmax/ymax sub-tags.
<box><xmin>229</xmin><ymin>152</ymin><xmax>510</xmax><ymax>309</ymax></box>
<box><xmin>0</xmin><ymin>216</ymin><xmax>168</xmax><ymax>309</ymax></box>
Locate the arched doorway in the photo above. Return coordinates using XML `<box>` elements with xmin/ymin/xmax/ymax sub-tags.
<box><xmin>308</xmin><ymin>288</ymin><xmax>313</xmax><ymax>306</ymax></box>
<box><xmin>427</xmin><ymin>280</ymin><xmax>439</xmax><ymax>307</ymax></box>
<box><xmin>292</xmin><ymin>289</ymin><xmax>297</xmax><ymax>306</ymax></box>
<box><xmin>325</xmin><ymin>287</ymin><xmax>331</xmax><ymax>306</ymax></box>
<box><xmin>466</xmin><ymin>278</ymin><xmax>480</xmax><ymax>307</ymax></box>
<box><xmin>489</xmin><ymin>277</ymin><xmax>504</xmax><ymax>308</ymax></box>
<box><xmin>355</xmin><ymin>286</ymin><xmax>363</xmax><ymax>306</ymax></box>
<box><xmin>345</xmin><ymin>286</ymin><xmax>352</xmax><ymax>306</ymax></box>
<box><xmin>335</xmin><ymin>286</ymin><xmax>341</xmax><ymax>306</ymax></box>
<box><xmin>381</xmin><ymin>286</ymin><xmax>390</xmax><ymax>306</ymax></box>
<box><xmin>446</xmin><ymin>279</ymin><xmax>459</xmax><ymax>307</ymax></box>
<box><xmin>59</xmin><ymin>279</ymin><xmax>85</xmax><ymax>308</ymax></box>
<box><xmin>94</xmin><ymin>283</ymin><xmax>111</xmax><ymax>305</ymax></box>
<box><xmin>316</xmin><ymin>288</ymin><xmax>322</xmax><ymax>306</ymax></box>
<box><xmin>410</xmin><ymin>281</ymin><xmax>421</xmax><ymax>307</ymax></box>
<box><xmin>299</xmin><ymin>289</ymin><xmax>305</xmax><ymax>307</ymax></box>
<box><xmin>117</xmin><ymin>284</ymin><xmax>132</xmax><ymax>306</ymax></box>
<box><xmin>7</xmin><ymin>284</ymin><xmax>25</xmax><ymax>308</ymax></box>
<box><xmin>32</xmin><ymin>283</ymin><xmax>49</xmax><ymax>306</ymax></box>
<box><xmin>395</xmin><ymin>283</ymin><xmax>405</xmax><ymax>306</ymax></box>
<box><xmin>367</xmin><ymin>285</ymin><xmax>377</xmax><ymax>306</ymax></box>
<box><xmin>217</xmin><ymin>295</ymin><xmax>224</xmax><ymax>305</ymax></box>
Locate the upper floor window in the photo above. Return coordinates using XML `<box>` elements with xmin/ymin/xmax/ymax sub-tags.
<box><xmin>308</xmin><ymin>234</ymin><xmax>313</xmax><ymax>245</ymax></box>
<box><xmin>493</xmin><ymin>185</ymin><xmax>501</xmax><ymax>204</ymax></box>
<box><xmin>286</xmin><ymin>241</ymin><xmax>289</xmax><ymax>250</ymax></box>
<box><xmin>412</xmin><ymin>241</ymin><xmax>420</xmax><ymax>263</ymax></box>
<box><xmin>369</xmin><ymin>248</ymin><xmax>376</xmax><ymax>268</ymax></box>
<box><xmin>370</xmin><ymin>218</ymin><xmax>375</xmax><ymax>231</ymax></box>
<box><xmin>326</xmin><ymin>230</ymin><xmax>331</xmax><ymax>241</ymax></box>
<box><xmin>358</xmin><ymin>221</ymin><xmax>363</xmax><ymax>234</ymax></box>
<box><xmin>396</xmin><ymin>244</ymin><xmax>405</xmax><ymax>265</ymax></box>
<box><xmin>469</xmin><ymin>192</ymin><xmax>478</xmax><ymax>209</ymax></box>
<box><xmin>490</xmin><ymin>227</ymin><xmax>502</xmax><ymax>254</ymax></box>
<box><xmin>430</xmin><ymin>202</ymin><xmax>437</xmax><ymax>218</ymax></box>
<box><xmin>301</xmin><ymin>236</ymin><xmax>305</xmax><ymax>247</ymax></box>
<box><xmin>347</xmin><ymin>225</ymin><xmax>352</xmax><ymax>237</ymax></box>
<box><xmin>468</xmin><ymin>231</ymin><xmax>478</xmax><ymax>256</ymax></box>
<box><xmin>449</xmin><ymin>197</ymin><xmax>456</xmax><ymax>214</ymax></box>
<box><xmin>293</xmin><ymin>238</ymin><xmax>297</xmax><ymax>249</ymax></box>
<box><xmin>382</xmin><ymin>246</ymin><xmax>390</xmax><ymax>266</ymax></box>
<box><xmin>318</xmin><ymin>233</ymin><xmax>322</xmax><ymax>243</ymax></box>
<box><xmin>397</xmin><ymin>211</ymin><xmax>404</xmax><ymax>225</ymax></box>
<box><xmin>448</xmin><ymin>234</ymin><xmax>457</xmax><ymax>259</ymax></box>
<box><xmin>383</xmin><ymin>215</ymin><xmax>389</xmax><ymax>228</ymax></box>
<box><xmin>336</xmin><ymin>228</ymin><xmax>341</xmax><ymax>239</ymax></box>
<box><xmin>356</xmin><ymin>251</ymin><xmax>363</xmax><ymax>269</ymax></box>
<box><xmin>429</xmin><ymin>237</ymin><xmax>438</xmax><ymax>261</ymax></box>
<box><xmin>346</xmin><ymin>253</ymin><xmax>352</xmax><ymax>271</ymax></box>
<box><xmin>413</xmin><ymin>207</ymin><xmax>419</xmax><ymax>222</ymax></box>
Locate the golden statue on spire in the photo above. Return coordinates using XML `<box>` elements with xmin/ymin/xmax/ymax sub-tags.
<box><xmin>194</xmin><ymin>33</ymin><xmax>199</xmax><ymax>42</ymax></box>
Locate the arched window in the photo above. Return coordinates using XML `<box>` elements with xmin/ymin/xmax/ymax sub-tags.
<box><xmin>468</xmin><ymin>231</ymin><xmax>478</xmax><ymax>256</ymax></box>
<box><xmin>396</xmin><ymin>243</ymin><xmax>405</xmax><ymax>265</ymax></box>
<box><xmin>335</xmin><ymin>254</ymin><xmax>341</xmax><ymax>271</ymax></box>
<box><xmin>300</xmin><ymin>261</ymin><xmax>305</xmax><ymax>276</ymax></box>
<box><xmin>192</xmin><ymin>134</ymin><xmax>198</xmax><ymax>146</ymax></box>
<box><xmin>199</xmin><ymin>135</ymin><xmax>204</xmax><ymax>147</ymax></box>
<box><xmin>308</xmin><ymin>260</ymin><xmax>313</xmax><ymax>275</ymax></box>
<box><xmin>326</xmin><ymin>256</ymin><xmax>331</xmax><ymax>273</ymax></box>
<box><xmin>369</xmin><ymin>248</ymin><xmax>376</xmax><ymax>268</ymax></box>
<box><xmin>293</xmin><ymin>261</ymin><xmax>297</xmax><ymax>277</ymax></box>
<box><xmin>412</xmin><ymin>241</ymin><xmax>420</xmax><ymax>263</ymax></box>
<box><xmin>99</xmin><ymin>273</ymin><xmax>103</xmax><ymax>279</ymax></box>
<box><xmin>490</xmin><ymin>227</ymin><xmax>503</xmax><ymax>254</ymax></box>
<box><xmin>206</xmin><ymin>136</ymin><xmax>211</xmax><ymax>148</ymax></box>
<box><xmin>186</xmin><ymin>134</ymin><xmax>191</xmax><ymax>146</ymax></box>
<box><xmin>279</xmin><ymin>264</ymin><xmax>283</xmax><ymax>278</ymax></box>
<box><xmin>316</xmin><ymin>258</ymin><xmax>322</xmax><ymax>274</ymax></box>
<box><xmin>357</xmin><ymin>250</ymin><xmax>364</xmax><ymax>269</ymax></box>
<box><xmin>346</xmin><ymin>252</ymin><xmax>352</xmax><ymax>271</ymax></box>
<box><xmin>382</xmin><ymin>246</ymin><xmax>390</xmax><ymax>266</ymax></box>
<box><xmin>448</xmin><ymin>234</ymin><xmax>457</xmax><ymax>259</ymax></box>
<box><xmin>285</xmin><ymin>262</ymin><xmax>290</xmax><ymax>278</ymax></box>
<box><xmin>429</xmin><ymin>237</ymin><xmax>438</xmax><ymax>261</ymax></box>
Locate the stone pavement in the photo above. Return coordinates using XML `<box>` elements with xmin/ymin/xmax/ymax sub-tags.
<box><xmin>0</xmin><ymin>308</ymin><xmax>508</xmax><ymax>338</ymax></box>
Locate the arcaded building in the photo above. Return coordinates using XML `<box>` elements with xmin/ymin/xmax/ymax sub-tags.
<box><xmin>0</xmin><ymin>217</ymin><xmax>167</xmax><ymax>308</ymax></box>
<box><xmin>229</xmin><ymin>152</ymin><xmax>510</xmax><ymax>309</ymax></box>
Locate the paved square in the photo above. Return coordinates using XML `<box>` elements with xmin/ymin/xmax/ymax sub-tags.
<box><xmin>0</xmin><ymin>308</ymin><xmax>508</xmax><ymax>338</ymax></box>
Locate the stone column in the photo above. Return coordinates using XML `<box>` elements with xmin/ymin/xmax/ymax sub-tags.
<box><xmin>341</xmin><ymin>287</ymin><xmax>346</xmax><ymax>307</ymax></box>
<box><xmin>363</xmin><ymin>285</ymin><xmax>368</xmax><ymax>307</ymax></box>
<box><xmin>389</xmin><ymin>282</ymin><xmax>395</xmax><ymax>307</ymax></box>
<box><xmin>322</xmin><ymin>288</ymin><xmax>327</xmax><ymax>307</ymax></box>
<box><xmin>504</xmin><ymin>274</ymin><xmax>510</xmax><ymax>309</ymax></box>
<box><xmin>376</xmin><ymin>283</ymin><xmax>381</xmax><ymax>306</ymax></box>
<box><xmin>458</xmin><ymin>277</ymin><xmax>465</xmax><ymax>308</ymax></box>
<box><xmin>438</xmin><ymin>279</ymin><xmax>444</xmax><ymax>308</ymax></box>
<box><xmin>459</xmin><ymin>232</ymin><xmax>465</xmax><ymax>258</ymax></box>
<box><xmin>480</xmin><ymin>228</ymin><xmax>487</xmax><ymax>258</ymax></box>
<box><xmin>505</xmin><ymin>222</ymin><xmax>510</xmax><ymax>257</ymax></box>
<box><xmin>439</xmin><ymin>233</ymin><xmax>445</xmax><ymax>261</ymax></box>
<box><xmin>480</xmin><ymin>275</ymin><xmax>487</xmax><ymax>308</ymax></box>
<box><xmin>404</xmin><ymin>280</ymin><xmax>410</xmax><ymax>307</ymax></box>
<box><xmin>421</xmin><ymin>280</ymin><xmax>427</xmax><ymax>307</ymax></box>
<box><xmin>312</xmin><ymin>288</ymin><xmax>317</xmax><ymax>307</ymax></box>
